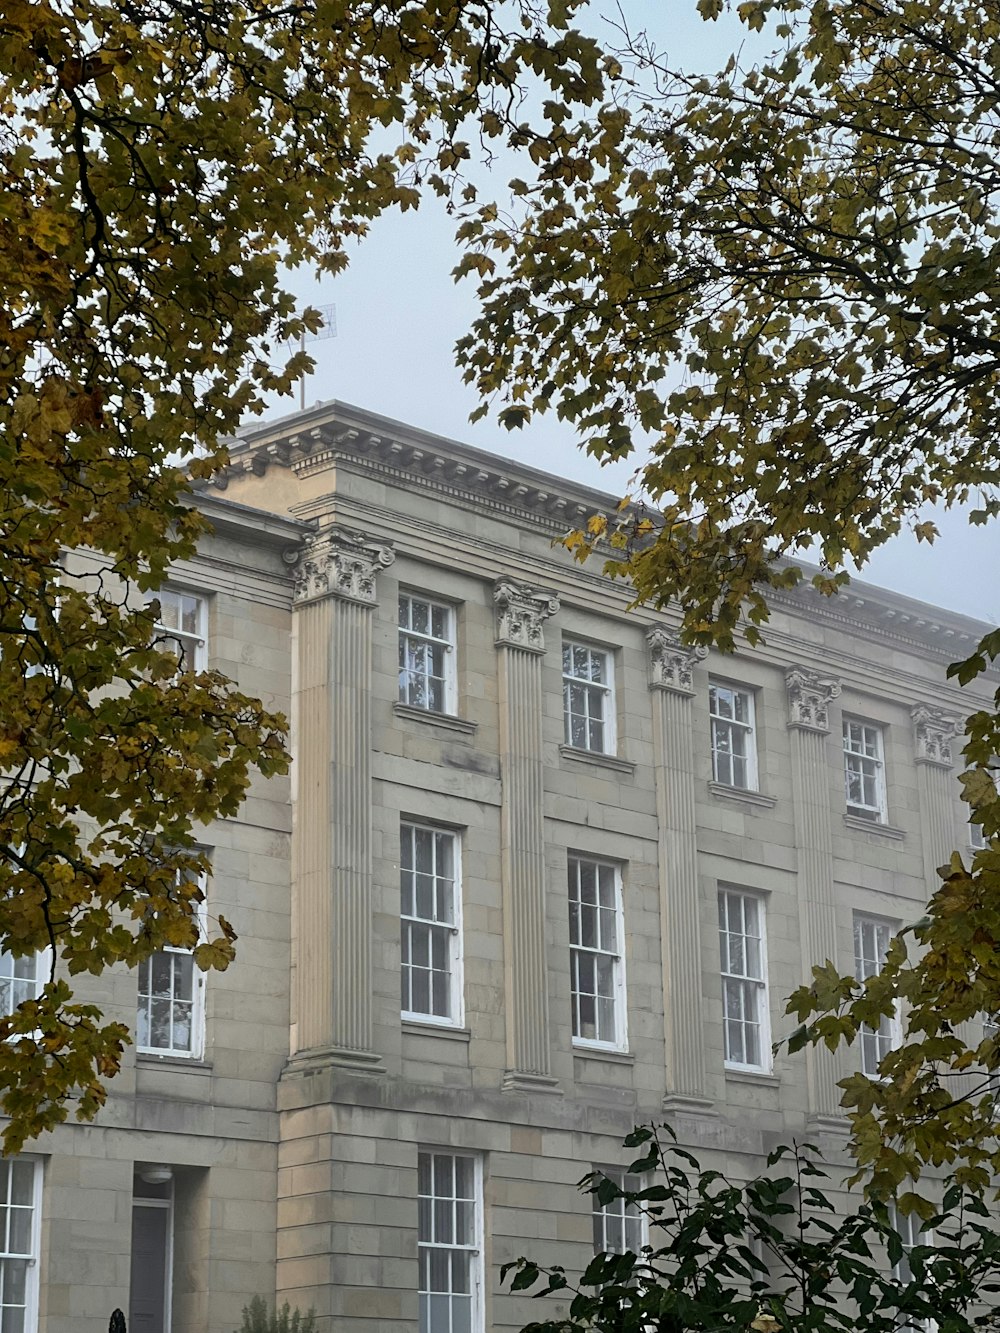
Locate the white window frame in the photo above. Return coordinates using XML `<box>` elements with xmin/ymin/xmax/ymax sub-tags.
<box><xmin>0</xmin><ymin>947</ymin><xmax>52</xmax><ymax>1023</ymax></box>
<box><xmin>398</xmin><ymin>592</ymin><xmax>457</xmax><ymax>715</ymax></box>
<box><xmin>0</xmin><ymin>849</ymin><xmax>53</xmax><ymax>1031</ymax></box>
<box><xmin>592</xmin><ymin>1167</ymin><xmax>649</xmax><ymax>1255</ymax></box>
<box><xmin>718</xmin><ymin>888</ymin><xmax>771</xmax><ymax>1073</ymax></box>
<box><xmin>150</xmin><ymin>588</ymin><xmax>207</xmax><ymax>672</ymax></box>
<box><xmin>400</xmin><ymin>823</ymin><xmax>464</xmax><ymax>1027</ymax></box>
<box><xmin>853</xmin><ymin>913</ymin><xmax>901</xmax><ymax>1078</ymax></box>
<box><xmin>843</xmin><ymin>717</ymin><xmax>888</xmax><ymax>823</ymax></box>
<box><xmin>562</xmin><ymin>640</ymin><xmax>616</xmax><ymax>755</ymax></box>
<box><xmin>709</xmin><ymin>681</ymin><xmax>758</xmax><ymax>790</ymax></box>
<box><xmin>417</xmin><ymin>1150</ymin><xmax>483</xmax><ymax>1333</ymax></box>
<box><xmin>568</xmin><ymin>855</ymin><xmax>628</xmax><ymax>1053</ymax></box>
<box><xmin>982</xmin><ymin>1014</ymin><xmax>1000</xmax><ymax>1109</ymax></box>
<box><xmin>137</xmin><ymin>884</ymin><xmax>208</xmax><ymax>1060</ymax></box>
<box><xmin>888</xmin><ymin>1206</ymin><xmax>935</xmax><ymax>1333</ymax></box>
<box><xmin>0</xmin><ymin>1157</ymin><xmax>42</xmax><ymax>1333</ymax></box>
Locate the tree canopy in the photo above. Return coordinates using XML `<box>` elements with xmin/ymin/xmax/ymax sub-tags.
<box><xmin>0</xmin><ymin>0</ymin><xmax>615</xmax><ymax>1149</ymax></box>
<box><xmin>456</xmin><ymin>0</ymin><xmax>1000</xmax><ymax>1196</ymax></box>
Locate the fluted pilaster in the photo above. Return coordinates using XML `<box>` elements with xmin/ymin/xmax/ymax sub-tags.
<box><xmin>495</xmin><ymin>579</ymin><xmax>560</xmax><ymax>1092</ymax></box>
<box><xmin>290</xmin><ymin>527</ymin><xmax>393</xmax><ymax>1071</ymax></box>
<box><xmin>912</xmin><ymin>704</ymin><xmax>961</xmax><ymax>889</ymax></box>
<box><xmin>293</xmin><ymin>596</ymin><xmax>333</xmax><ymax>1053</ymax></box>
<box><xmin>647</xmin><ymin>628</ymin><xmax>711</xmax><ymax>1109</ymax></box>
<box><xmin>786</xmin><ymin>666</ymin><xmax>844</xmax><ymax>1121</ymax></box>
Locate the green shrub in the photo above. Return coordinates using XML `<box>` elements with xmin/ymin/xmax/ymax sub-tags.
<box><xmin>236</xmin><ymin>1295</ymin><xmax>317</xmax><ymax>1333</ymax></box>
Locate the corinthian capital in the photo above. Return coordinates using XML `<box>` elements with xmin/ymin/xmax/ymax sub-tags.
<box><xmin>785</xmin><ymin>666</ymin><xmax>841</xmax><ymax>732</ymax></box>
<box><xmin>646</xmin><ymin>626</ymin><xmax>706</xmax><ymax>695</ymax></box>
<box><xmin>911</xmin><ymin>704</ymin><xmax>960</xmax><ymax>768</ymax></box>
<box><xmin>292</xmin><ymin>527</ymin><xmax>395</xmax><ymax>606</ymax></box>
<box><xmin>493</xmin><ymin>578</ymin><xmax>560</xmax><ymax>652</ymax></box>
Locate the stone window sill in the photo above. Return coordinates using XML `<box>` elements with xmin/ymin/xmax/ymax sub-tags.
<box><xmin>393</xmin><ymin>702</ymin><xmax>477</xmax><ymax>736</ymax></box>
<box><xmin>725</xmin><ymin>1067</ymin><xmax>779</xmax><ymax>1087</ymax></box>
<box><xmin>401</xmin><ymin>1018</ymin><xmax>471</xmax><ymax>1042</ymax></box>
<box><xmin>137</xmin><ymin>1054</ymin><xmax>213</xmax><ymax>1075</ymax></box>
<box><xmin>559</xmin><ymin>745</ymin><xmax>636</xmax><ymax>776</ymax></box>
<box><xmin>708</xmin><ymin>781</ymin><xmax>777</xmax><ymax>810</ymax></box>
<box><xmin>843</xmin><ymin>813</ymin><xmax>905</xmax><ymax>840</ymax></box>
<box><xmin>573</xmin><ymin>1043</ymin><xmax>635</xmax><ymax>1064</ymax></box>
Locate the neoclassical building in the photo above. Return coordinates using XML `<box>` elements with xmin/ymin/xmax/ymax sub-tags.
<box><xmin>17</xmin><ymin>401</ymin><xmax>992</xmax><ymax>1332</ymax></box>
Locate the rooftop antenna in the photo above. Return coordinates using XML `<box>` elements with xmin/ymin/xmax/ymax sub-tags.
<box><xmin>287</xmin><ymin>303</ymin><xmax>337</xmax><ymax>410</ymax></box>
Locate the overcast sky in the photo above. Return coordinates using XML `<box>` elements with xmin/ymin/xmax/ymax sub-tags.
<box><xmin>261</xmin><ymin>0</ymin><xmax>1000</xmax><ymax>628</ymax></box>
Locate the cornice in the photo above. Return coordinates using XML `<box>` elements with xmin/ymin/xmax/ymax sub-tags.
<box><xmin>188</xmin><ymin>490</ymin><xmax>313</xmax><ymax>551</ymax></box>
<box><xmin>213</xmin><ymin>411</ymin><xmax>604</xmax><ymax>536</ymax></box>
<box><xmin>768</xmin><ymin>581</ymin><xmax>984</xmax><ymax>665</ymax></box>
<box><xmin>302</xmin><ymin>446</ymin><xmax>597</xmax><ymax>535</ymax></box>
<box><xmin>209</xmin><ymin>400</ymin><xmax>992</xmax><ymax>668</ymax></box>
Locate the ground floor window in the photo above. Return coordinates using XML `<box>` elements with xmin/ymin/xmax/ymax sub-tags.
<box><xmin>418</xmin><ymin>1151</ymin><xmax>482</xmax><ymax>1333</ymax></box>
<box><xmin>0</xmin><ymin>1157</ymin><xmax>42</xmax><ymax>1333</ymax></box>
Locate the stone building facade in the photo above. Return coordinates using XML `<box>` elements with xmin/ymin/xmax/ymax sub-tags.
<box><xmin>14</xmin><ymin>497</ymin><xmax>307</xmax><ymax>1333</ymax></box>
<box><xmin>14</xmin><ymin>401</ymin><xmax>992</xmax><ymax>1332</ymax></box>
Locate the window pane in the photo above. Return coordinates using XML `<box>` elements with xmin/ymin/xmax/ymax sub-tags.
<box><xmin>578</xmin><ymin>900</ymin><xmax>597</xmax><ymax>949</ymax></box>
<box><xmin>431</xmin><ymin>968</ymin><xmax>450</xmax><ymax>1019</ymax></box>
<box><xmin>150</xmin><ymin>953</ymin><xmax>173</xmax><ymax>999</ymax></box>
<box><xmin>171</xmin><ymin>1000</ymin><xmax>193</xmax><ymax>1052</ymax></box>
<box><xmin>451</xmin><ymin>1252</ymin><xmax>472</xmax><ymax>1294</ymax></box>
<box><xmin>415</xmin><ymin>829</ymin><xmax>434</xmax><ymax>876</ymax></box>
<box><xmin>415</xmin><ymin>873</ymin><xmax>434</xmax><ymax>921</ymax></box>
<box><xmin>435</xmin><ymin>834</ymin><xmax>454</xmax><ymax>884</ymax></box>
<box><xmin>411</xmin><ymin>967</ymin><xmax>430</xmax><ymax>1016</ymax></box>
<box><xmin>429</xmin><ymin>1246</ymin><xmax>451</xmax><ymax>1290</ymax></box>
<box><xmin>568</xmin><ymin>897</ymin><xmax>580</xmax><ymax>947</ymax></box>
<box><xmin>8</xmin><ymin>1166</ymin><xmax>31</xmax><ymax>1214</ymax></box>
<box><xmin>173</xmin><ymin>953</ymin><xmax>193</xmax><ymax>996</ymax></box>
<box><xmin>6</xmin><ymin>1210</ymin><xmax>29</xmax><ymax>1258</ymax></box>
<box><xmin>411</xmin><ymin>600</ymin><xmax>429</xmax><ymax>635</ymax></box>
<box><xmin>451</xmin><ymin>1296</ymin><xmax>472</xmax><ymax>1333</ymax></box>
<box><xmin>588</xmin><ymin>714</ymin><xmax>604</xmax><ymax>751</ymax></box>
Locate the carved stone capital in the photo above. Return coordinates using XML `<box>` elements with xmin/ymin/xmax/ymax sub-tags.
<box><xmin>911</xmin><ymin>704</ymin><xmax>960</xmax><ymax>768</ymax></box>
<box><xmin>785</xmin><ymin>666</ymin><xmax>841</xmax><ymax>732</ymax></box>
<box><xmin>493</xmin><ymin>579</ymin><xmax>560</xmax><ymax>652</ymax></box>
<box><xmin>292</xmin><ymin>527</ymin><xmax>394</xmax><ymax>606</ymax></box>
<box><xmin>646</xmin><ymin>626</ymin><xmax>707</xmax><ymax>694</ymax></box>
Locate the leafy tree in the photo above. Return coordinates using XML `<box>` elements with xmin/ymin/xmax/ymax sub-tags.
<box><xmin>0</xmin><ymin>0</ymin><xmax>615</xmax><ymax>1149</ymax></box>
<box><xmin>455</xmin><ymin>0</ymin><xmax>1000</xmax><ymax>1193</ymax></box>
<box><xmin>505</xmin><ymin>1124</ymin><xmax>1000</xmax><ymax>1333</ymax></box>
